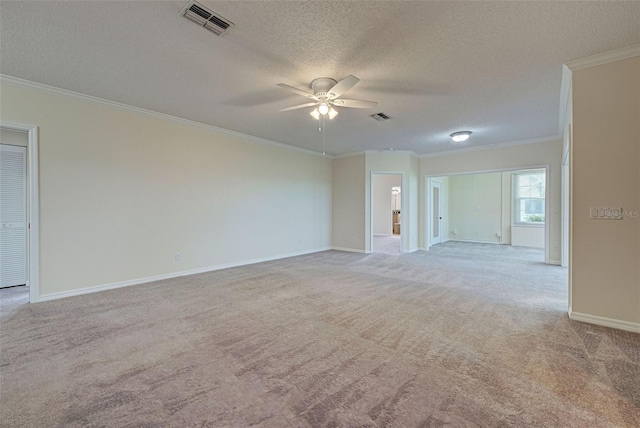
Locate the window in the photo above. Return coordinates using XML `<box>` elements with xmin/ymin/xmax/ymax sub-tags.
<box><xmin>513</xmin><ymin>170</ymin><xmax>545</xmax><ymax>224</ymax></box>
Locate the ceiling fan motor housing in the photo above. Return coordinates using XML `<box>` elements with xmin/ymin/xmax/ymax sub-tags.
<box><xmin>311</xmin><ymin>78</ymin><xmax>337</xmax><ymax>98</ymax></box>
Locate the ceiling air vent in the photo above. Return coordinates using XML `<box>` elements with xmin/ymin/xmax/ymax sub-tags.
<box><xmin>371</xmin><ymin>112</ymin><xmax>392</xmax><ymax>122</ymax></box>
<box><xmin>182</xmin><ymin>1</ymin><xmax>234</xmax><ymax>36</ymax></box>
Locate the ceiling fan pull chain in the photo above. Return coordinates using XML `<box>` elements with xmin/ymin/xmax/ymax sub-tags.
<box><xmin>322</xmin><ymin>116</ymin><xmax>326</xmax><ymax>155</ymax></box>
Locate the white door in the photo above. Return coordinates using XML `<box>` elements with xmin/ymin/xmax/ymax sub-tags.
<box><xmin>431</xmin><ymin>181</ymin><xmax>442</xmax><ymax>245</ymax></box>
<box><xmin>0</xmin><ymin>144</ymin><xmax>27</xmax><ymax>287</ymax></box>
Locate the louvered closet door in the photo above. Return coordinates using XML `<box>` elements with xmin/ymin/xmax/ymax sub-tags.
<box><xmin>0</xmin><ymin>144</ymin><xmax>27</xmax><ymax>287</ymax></box>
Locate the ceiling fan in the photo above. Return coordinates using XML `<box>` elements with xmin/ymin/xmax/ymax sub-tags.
<box><xmin>277</xmin><ymin>75</ymin><xmax>378</xmax><ymax>120</ymax></box>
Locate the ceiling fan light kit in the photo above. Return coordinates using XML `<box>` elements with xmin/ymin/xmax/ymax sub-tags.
<box><xmin>277</xmin><ymin>75</ymin><xmax>378</xmax><ymax>121</ymax></box>
<box><xmin>318</xmin><ymin>102</ymin><xmax>330</xmax><ymax>115</ymax></box>
<box><xmin>450</xmin><ymin>131</ymin><xmax>472</xmax><ymax>143</ymax></box>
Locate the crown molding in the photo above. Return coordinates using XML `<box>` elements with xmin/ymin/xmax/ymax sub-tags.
<box><xmin>365</xmin><ymin>149</ymin><xmax>416</xmax><ymax>156</ymax></box>
<box><xmin>419</xmin><ymin>135</ymin><xmax>561</xmax><ymax>159</ymax></box>
<box><xmin>0</xmin><ymin>74</ymin><xmax>332</xmax><ymax>159</ymax></box>
<box><xmin>334</xmin><ymin>149</ymin><xmax>420</xmax><ymax>159</ymax></box>
<box><xmin>335</xmin><ymin>136</ymin><xmax>561</xmax><ymax>160</ymax></box>
<box><xmin>333</xmin><ymin>150</ymin><xmax>366</xmax><ymax>159</ymax></box>
<box><xmin>565</xmin><ymin>44</ymin><xmax>640</xmax><ymax>71</ymax></box>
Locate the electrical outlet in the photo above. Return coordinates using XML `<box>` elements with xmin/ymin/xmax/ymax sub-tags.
<box><xmin>175</xmin><ymin>252</ymin><xmax>182</xmax><ymax>262</ymax></box>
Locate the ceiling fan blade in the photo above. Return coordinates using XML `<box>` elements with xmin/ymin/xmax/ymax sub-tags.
<box><xmin>328</xmin><ymin>75</ymin><xmax>359</xmax><ymax>98</ymax></box>
<box><xmin>278</xmin><ymin>102</ymin><xmax>318</xmax><ymax>112</ymax></box>
<box><xmin>276</xmin><ymin>83</ymin><xmax>317</xmax><ymax>99</ymax></box>
<box><xmin>332</xmin><ymin>99</ymin><xmax>378</xmax><ymax>109</ymax></box>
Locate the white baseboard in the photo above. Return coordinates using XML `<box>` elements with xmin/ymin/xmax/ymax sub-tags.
<box><xmin>449</xmin><ymin>238</ymin><xmax>500</xmax><ymax>245</ymax></box>
<box><xmin>331</xmin><ymin>246</ymin><xmax>367</xmax><ymax>253</ymax></box>
<box><xmin>548</xmin><ymin>259</ymin><xmax>561</xmax><ymax>266</ymax></box>
<box><xmin>569</xmin><ymin>311</ymin><xmax>640</xmax><ymax>333</ymax></box>
<box><xmin>37</xmin><ymin>247</ymin><xmax>331</xmax><ymax>302</ymax></box>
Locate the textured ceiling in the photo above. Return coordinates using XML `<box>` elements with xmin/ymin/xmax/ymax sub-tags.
<box><xmin>1</xmin><ymin>1</ymin><xmax>639</xmax><ymax>155</ymax></box>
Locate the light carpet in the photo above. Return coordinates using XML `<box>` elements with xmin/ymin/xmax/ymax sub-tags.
<box><xmin>372</xmin><ymin>235</ymin><xmax>401</xmax><ymax>255</ymax></box>
<box><xmin>1</xmin><ymin>242</ymin><xmax>638</xmax><ymax>427</ymax></box>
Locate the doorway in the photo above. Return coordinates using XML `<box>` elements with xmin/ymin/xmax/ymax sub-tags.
<box><xmin>1</xmin><ymin>143</ymin><xmax>28</xmax><ymax>289</ymax></box>
<box><xmin>372</xmin><ymin>173</ymin><xmax>402</xmax><ymax>255</ymax></box>
<box><xmin>0</xmin><ymin>124</ymin><xmax>39</xmax><ymax>303</ymax></box>
<box><xmin>431</xmin><ymin>180</ymin><xmax>442</xmax><ymax>245</ymax></box>
<box><xmin>426</xmin><ymin>166</ymin><xmax>551</xmax><ymax>264</ymax></box>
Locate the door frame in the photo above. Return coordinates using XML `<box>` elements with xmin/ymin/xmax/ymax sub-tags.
<box><xmin>1</xmin><ymin>122</ymin><xmax>39</xmax><ymax>303</ymax></box>
<box><xmin>425</xmin><ymin>164</ymin><xmax>551</xmax><ymax>265</ymax></box>
<box><xmin>370</xmin><ymin>171</ymin><xmax>405</xmax><ymax>253</ymax></box>
<box><xmin>430</xmin><ymin>180</ymin><xmax>442</xmax><ymax>245</ymax></box>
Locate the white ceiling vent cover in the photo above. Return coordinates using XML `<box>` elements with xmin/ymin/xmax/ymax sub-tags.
<box><xmin>181</xmin><ymin>1</ymin><xmax>234</xmax><ymax>36</ymax></box>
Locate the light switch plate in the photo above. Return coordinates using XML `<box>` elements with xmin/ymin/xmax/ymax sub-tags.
<box><xmin>590</xmin><ymin>207</ymin><xmax>623</xmax><ymax>220</ymax></box>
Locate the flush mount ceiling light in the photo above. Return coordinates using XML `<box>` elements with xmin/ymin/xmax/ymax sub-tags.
<box><xmin>450</xmin><ymin>131</ymin><xmax>472</xmax><ymax>143</ymax></box>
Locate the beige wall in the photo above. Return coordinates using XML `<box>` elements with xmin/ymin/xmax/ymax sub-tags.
<box><xmin>365</xmin><ymin>152</ymin><xmax>420</xmax><ymax>252</ymax></box>
<box><xmin>448</xmin><ymin>172</ymin><xmax>502</xmax><ymax>243</ymax></box>
<box><xmin>437</xmin><ymin>170</ymin><xmax>544</xmax><ymax>247</ymax></box>
<box><xmin>571</xmin><ymin>56</ymin><xmax>640</xmax><ymax>325</ymax></box>
<box><xmin>332</xmin><ymin>154</ymin><xmax>365</xmax><ymax>251</ymax></box>
<box><xmin>0</xmin><ymin>84</ymin><xmax>332</xmax><ymax>297</ymax></box>
<box><xmin>332</xmin><ymin>152</ymin><xmax>420</xmax><ymax>253</ymax></box>
<box><xmin>420</xmin><ymin>140</ymin><xmax>562</xmax><ymax>263</ymax></box>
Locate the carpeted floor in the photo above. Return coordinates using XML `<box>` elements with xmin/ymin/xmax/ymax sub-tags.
<box><xmin>0</xmin><ymin>285</ymin><xmax>28</xmax><ymax>313</ymax></box>
<box><xmin>1</xmin><ymin>242</ymin><xmax>638</xmax><ymax>427</ymax></box>
<box><xmin>373</xmin><ymin>234</ymin><xmax>401</xmax><ymax>255</ymax></box>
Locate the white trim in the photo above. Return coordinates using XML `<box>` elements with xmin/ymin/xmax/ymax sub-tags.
<box><xmin>449</xmin><ymin>239</ymin><xmax>501</xmax><ymax>245</ymax></box>
<box><xmin>429</xmin><ymin>179</ymin><xmax>442</xmax><ymax>245</ymax></box>
<box><xmin>558</xmin><ymin>64</ymin><xmax>572</xmax><ymax>136</ymax></box>
<box><xmin>0</xmin><ymin>122</ymin><xmax>39</xmax><ymax>303</ymax></box>
<box><xmin>331</xmin><ymin>246</ymin><xmax>367</xmax><ymax>253</ymax></box>
<box><xmin>0</xmin><ymin>74</ymin><xmax>330</xmax><ymax>159</ymax></box>
<box><xmin>419</xmin><ymin>136</ymin><xmax>560</xmax><ymax>159</ymax></box>
<box><xmin>544</xmin><ymin>166</ymin><xmax>550</xmax><ymax>265</ymax></box>
<box><xmin>38</xmin><ymin>247</ymin><xmax>330</xmax><ymax>302</ymax></box>
<box><xmin>548</xmin><ymin>259</ymin><xmax>561</xmax><ymax>266</ymax></box>
<box><xmin>330</xmin><ymin>136</ymin><xmax>562</xmax><ymax>160</ymax></box>
<box><xmin>365</xmin><ymin>149</ymin><xmax>416</xmax><ymax>156</ymax></box>
<box><xmin>512</xmin><ymin>169</ymin><xmax>546</xmax><ymax>227</ymax></box>
<box><xmin>565</xmin><ymin>44</ymin><xmax>640</xmax><ymax>71</ymax></box>
<box><xmin>568</xmin><ymin>311</ymin><xmax>640</xmax><ymax>334</ymax></box>
<box><xmin>332</xmin><ymin>151</ymin><xmax>366</xmax><ymax>159</ymax></box>
<box><xmin>425</xmin><ymin>164</ymin><xmax>551</xmax><ymax>178</ymax></box>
